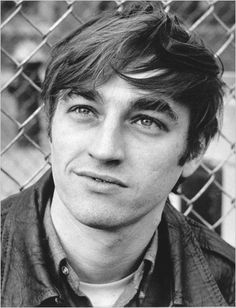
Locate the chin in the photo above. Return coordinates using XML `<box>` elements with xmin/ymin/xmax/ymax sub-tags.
<box><xmin>78</xmin><ymin>217</ymin><xmax>123</xmax><ymax>230</ymax></box>
<box><xmin>71</xmin><ymin>209</ymin><xmax>131</xmax><ymax>230</ymax></box>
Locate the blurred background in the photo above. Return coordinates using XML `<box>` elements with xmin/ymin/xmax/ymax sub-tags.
<box><xmin>1</xmin><ymin>1</ymin><xmax>235</xmax><ymax>246</ymax></box>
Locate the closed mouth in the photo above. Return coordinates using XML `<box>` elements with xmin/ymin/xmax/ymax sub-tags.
<box><xmin>75</xmin><ymin>171</ymin><xmax>128</xmax><ymax>188</ymax></box>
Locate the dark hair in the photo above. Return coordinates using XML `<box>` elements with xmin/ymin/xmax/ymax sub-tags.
<box><xmin>42</xmin><ymin>1</ymin><xmax>224</xmax><ymax>166</ymax></box>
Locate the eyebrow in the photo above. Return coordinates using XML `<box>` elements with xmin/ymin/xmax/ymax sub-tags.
<box><xmin>131</xmin><ymin>97</ymin><xmax>179</xmax><ymax>122</ymax></box>
<box><xmin>65</xmin><ymin>89</ymin><xmax>102</xmax><ymax>102</ymax></box>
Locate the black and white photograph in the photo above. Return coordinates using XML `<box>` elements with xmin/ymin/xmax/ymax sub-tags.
<box><xmin>1</xmin><ymin>1</ymin><xmax>235</xmax><ymax>307</ymax></box>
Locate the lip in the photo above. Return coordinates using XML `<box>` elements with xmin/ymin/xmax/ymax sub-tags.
<box><xmin>74</xmin><ymin>171</ymin><xmax>128</xmax><ymax>188</ymax></box>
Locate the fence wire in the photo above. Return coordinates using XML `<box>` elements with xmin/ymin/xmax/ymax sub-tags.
<box><xmin>1</xmin><ymin>1</ymin><xmax>235</xmax><ymax>244</ymax></box>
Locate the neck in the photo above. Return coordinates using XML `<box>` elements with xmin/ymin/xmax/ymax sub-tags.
<box><xmin>51</xmin><ymin>190</ymin><xmax>164</xmax><ymax>284</ymax></box>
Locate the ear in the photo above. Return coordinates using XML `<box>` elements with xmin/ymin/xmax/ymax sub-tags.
<box><xmin>182</xmin><ymin>138</ymin><xmax>208</xmax><ymax>178</ymax></box>
<box><xmin>181</xmin><ymin>155</ymin><xmax>203</xmax><ymax>178</ymax></box>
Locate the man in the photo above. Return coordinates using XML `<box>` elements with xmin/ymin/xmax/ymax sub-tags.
<box><xmin>1</xmin><ymin>2</ymin><xmax>234</xmax><ymax>307</ymax></box>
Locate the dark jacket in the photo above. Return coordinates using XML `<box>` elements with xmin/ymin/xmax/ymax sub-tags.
<box><xmin>1</xmin><ymin>170</ymin><xmax>235</xmax><ymax>307</ymax></box>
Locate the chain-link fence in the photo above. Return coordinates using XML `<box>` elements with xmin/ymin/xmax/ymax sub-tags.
<box><xmin>1</xmin><ymin>1</ymin><xmax>235</xmax><ymax>246</ymax></box>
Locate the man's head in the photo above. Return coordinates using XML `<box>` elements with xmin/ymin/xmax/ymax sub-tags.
<box><xmin>42</xmin><ymin>1</ymin><xmax>224</xmax><ymax>165</ymax></box>
<box><xmin>41</xmin><ymin>2</ymin><xmax>224</xmax><ymax>229</ymax></box>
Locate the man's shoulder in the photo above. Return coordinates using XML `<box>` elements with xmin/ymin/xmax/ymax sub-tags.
<box><xmin>164</xmin><ymin>203</ymin><xmax>235</xmax><ymax>305</ymax></box>
<box><xmin>185</xmin><ymin>214</ymin><xmax>235</xmax><ymax>264</ymax></box>
<box><xmin>2</xmin><ymin>193</ymin><xmax>16</xmax><ymax>214</ymax></box>
<box><xmin>1</xmin><ymin>186</ymin><xmax>37</xmax><ymax>239</ymax></box>
<box><xmin>185</xmin><ymin>215</ymin><xmax>235</xmax><ymax>304</ymax></box>
<box><xmin>165</xmin><ymin>202</ymin><xmax>234</xmax><ymax>264</ymax></box>
<box><xmin>1</xmin><ymin>169</ymin><xmax>54</xmax><ymax>229</ymax></box>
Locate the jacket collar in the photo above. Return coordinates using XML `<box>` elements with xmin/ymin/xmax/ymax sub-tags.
<box><xmin>2</xmin><ymin>170</ymin><xmax>227</xmax><ymax>306</ymax></box>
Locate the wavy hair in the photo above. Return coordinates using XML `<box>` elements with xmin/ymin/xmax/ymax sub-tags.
<box><xmin>42</xmin><ymin>1</ymin><xmax>224</xmax><ymax>166</ymax></box>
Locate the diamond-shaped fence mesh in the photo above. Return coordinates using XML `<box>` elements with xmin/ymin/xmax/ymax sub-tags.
<box><xmin>1</xmin><ymin>1</ymin><xmax>235</xmax><ymax>246</ymax></box>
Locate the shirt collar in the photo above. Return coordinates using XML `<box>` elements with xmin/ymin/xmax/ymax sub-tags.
<box><xmin>44</xmin><ymin>200</ymin><xmax>66</xmax><ymax>275</ymax></box>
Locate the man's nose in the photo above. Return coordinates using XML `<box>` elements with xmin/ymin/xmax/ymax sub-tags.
<box><xmin>88</xmin><ymin>119</ymin><xmax>125</xmax><ymax>163</ymax></box>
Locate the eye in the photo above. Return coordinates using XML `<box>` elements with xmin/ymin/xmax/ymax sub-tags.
<box><xmin>138</xmin><ymin>118</ymin><xmax>155</xmax><ymax>127</ymax></box>
<box><xmin>131</xmin><ymin>115</ymin><xmax>167</xmax><ymax>132</ymax></box>
<box><xmin>75</xmin><ymin>107</ymin><xmax>92</xmax><ymax>116</ymax></box>
<box><xmin>69</xmin><ymin>105</ymin><xmax>97</xmax><ymax>119</ymax></box>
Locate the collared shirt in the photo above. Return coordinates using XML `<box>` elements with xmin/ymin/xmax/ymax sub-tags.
<box><xmin>43</xmin><ymin>201</ymin><xmax>158</xmax><ymax>307</ymax></box>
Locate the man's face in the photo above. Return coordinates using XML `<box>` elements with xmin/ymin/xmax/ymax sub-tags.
<box><xmin>50</xmin><ymin>74</ymin><xmax>193</xmax><ymax>229</ymax></box>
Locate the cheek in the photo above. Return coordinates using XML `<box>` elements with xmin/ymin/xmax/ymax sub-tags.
<box><xmin>131</xmin><ymin>140</ymin><xmax>184</xmax><ymax>189</ymax></box>
<box><xmin>50</xmin><ymin>119</ymin><xmax>89</xmax><ymax>164</ymax></box>
<box><xmin>133</xmin><ymin>137</ymin><xmax>184</xmax><ymax>169</ymax></box>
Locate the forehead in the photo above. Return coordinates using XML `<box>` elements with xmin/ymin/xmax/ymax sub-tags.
<box><xmin>96</xmin><ymin>70</ymin><xmax>169</xmax><ymax>103</ymax></box>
